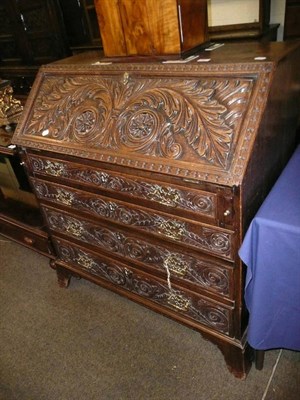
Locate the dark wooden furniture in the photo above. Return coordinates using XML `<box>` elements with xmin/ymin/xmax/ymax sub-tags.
<box><xmin>0</xmin><ymin>0</ymin><xmax>71</xmax><ymax>95</ymax></box>
<box><xmin>284</xmin><ymin>0</ymin><xmax>300</xmax><ymax>40</ymax></box>
<box><xmin>209</xmin><ymin>23</ymin><xmax>279</xmax><ymax>43</ymax></box>
<box><xmin>0</xmin><ymin>79</ymin><xmax>52</xmax><ymax>256</ymax></box>
<box><xmin>58</xmin><ymin>0</ymin><xmax>103</xmax><ymax>54</ymax></box>
<box><xmin>284</xmin><ymin>1</ymin><xmax>300</xmax><ymax>144</ymax></box>
<box><xmin>12</xmin><ymin>42</ymin><xmax>300</xmax><ymax>379</ymax></box>
<box><xmin>0</xmin><ymin>0</ymin><xmax>280</xmax><ymax>97</ymax></box>
<box><xmin>0</xmin><ymin>128</ymin><xmax>53</xmax><ymax>257</ymax></box>
<box><xmin>0</xmin><ymin>0</ymin><xmax>103</xmax><ymax>96</ymax></box>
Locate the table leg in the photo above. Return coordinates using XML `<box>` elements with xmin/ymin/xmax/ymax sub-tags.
<box><xmin>255</xmin><ymin>350</ymin><xmax>265</xmax><ymax>370</ymax></box>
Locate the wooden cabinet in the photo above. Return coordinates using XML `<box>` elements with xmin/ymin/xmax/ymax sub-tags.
<box><xmin>0</xmin><ymin>79</ymin><xmax>52</xmax><ymax>256</ymax></box>
<box><xmin>94</xmin><ymin>0</ymin><xmax>208</xmax><ymax>57</ymax></box>
<box><xmin>0</xmin><ymin>0</ymin><xmax>71</xmax><ymax>94</ymax></box>
<box><xmin>284</xmin><ymin>0</ymin><xmax>300</xmax><ymax>40</ymax></box>
<box><xmin>12</xmin><ymin>42</ymin><xmax>300</xmax><ymax>378</ymax></box>
<box><xmin>0</xmin><ymin>0</ymin><xmax>103</xmax><ymax>95</ymax></box>
<box><xmin>58</xmin><ymin>0</ymin><xmax>102</xmax><ymax>53</ymax></box>
<box><xmin>0</xmin><ymin>129</ymin><xmax>53</xmax><ymax>256</ymax></box>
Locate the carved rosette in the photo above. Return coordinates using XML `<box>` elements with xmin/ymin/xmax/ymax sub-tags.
<box><xmin>24</xmin><ymin>75</ymin><xmax>253</xmax><ymax>169</ymax></box>
<box><xmin>74</xmin><ymin>109</ymin><xmax>96</xmax><ymax>134</ymax></box>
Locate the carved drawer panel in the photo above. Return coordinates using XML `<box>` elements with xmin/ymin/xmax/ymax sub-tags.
<box><xmin>27</xmin><ymin>154</ymin><xmax>223</xmax><ymax>222</ymax></box>
<box><xmin>36</xmin><ymin>181</ymin><xmax>235</xmax><ymax>260</ymax></box>
<box><xmin>52</xmin><ymin>237</ymin><xmax>234</xmax><ymax>336</ymax></box>
<box><xmin>39</xmin><ymin>203</ymin><xmax>234</xmax><ymax>298</ymax></box>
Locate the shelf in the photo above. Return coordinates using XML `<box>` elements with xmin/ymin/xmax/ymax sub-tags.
<box><xmin>0</xmin><ymin>127</ymin><xmax>53</xmax><ymax>257</ymax></box>
<box><xmin>0</xmin><ymin>197</ymin><xmax>44</xmax><ymax>229</ymax></box>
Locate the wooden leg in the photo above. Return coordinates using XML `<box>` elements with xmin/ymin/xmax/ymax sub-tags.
<box><xmin>56</xmin><ymin>266</ymin><xmax>72</xmax><ymax>288</ymax></box>
<box><xmin>255</xmin><ymin>350</ymin><xmax>265</xmax><ymax>370</ymax></box>
<box><xmin>214</xmin><ymin>338</ymin><xmax>253</xmax><ymax>379</ymax></box>
<box><xmin>50</xmin><ymin>260</ymin><xmax>72</xmax><ymax>288</ymax></box>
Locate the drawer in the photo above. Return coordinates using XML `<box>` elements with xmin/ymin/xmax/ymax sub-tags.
<box><xmin>40</xmin><ymin>205</ymin><xmax>234</xmax><ymax>299</ymax></box>
<box><xmin>0</xmin><ymin>214</ymin><xmax>52</xmax><ymax>257</ymax></box>
<box><xmin>52</xmin><ymin>236</ymin><xmax>234</xmax><ymax>336</ymax></box>
<box><xmin>27</xmin><ymin>154</ymin><xmax>235</xmax><ymax>226</ymax></box>
<box><xmin>35</xmin><ymin>180</ymin><xmax>235</xmax><ymax>260</ymax></box>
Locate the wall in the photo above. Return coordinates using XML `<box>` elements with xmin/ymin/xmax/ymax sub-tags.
<box><xmin>207</xmin><ymin>0</ymin><xmax>287</xmax><ymax>41</ymax></box>
<box><xmin>207</xmin><ymin>0</ymin><xmax>260</xmax><ymax>26</ymax></box>
<box><xmin>270</xmin><ymin>0</ymin><xmax>286</xmax><ymax>40</ymax></box>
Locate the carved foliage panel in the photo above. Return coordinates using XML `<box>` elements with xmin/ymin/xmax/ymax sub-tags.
<box><xmin>29</xmin><ymin>155</ymin><xmax>217</xmax><ymax>218</ymax></box>
<box><xmin>53</xmin><ymin>238</ymin><xmax>232</xmax><ymax>335</ymax></box>
<box><xmin>39</xmin><ymin>185</ymin><xmax>234</xmax><ymax>259</ymax></box>
<box><xmin>36</xmin><ymin>190</ymin><xmax>233</xmax><ymax>296</ymax></box>
<box><xmin>22</xmin><ymin>72</ymin><xmax>254</xmax><ymax>170</ymax></box>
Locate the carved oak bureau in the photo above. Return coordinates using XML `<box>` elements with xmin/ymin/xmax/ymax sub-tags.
<box><xmin>12</xmin><ymin>42</ymin><xmax>300</xmax><ymax>378</ymax></box>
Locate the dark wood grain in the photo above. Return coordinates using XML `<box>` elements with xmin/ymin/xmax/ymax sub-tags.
<box><xmin>94</xmin><ymin>0</ymin><xmax>208</xmax><ymax>57</ymax></box>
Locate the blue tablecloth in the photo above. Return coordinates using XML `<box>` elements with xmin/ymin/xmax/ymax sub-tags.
<box><xmin>239</xmin><ymin>145</ymin><xmax>300</xmax><ymax>351</ymax></box>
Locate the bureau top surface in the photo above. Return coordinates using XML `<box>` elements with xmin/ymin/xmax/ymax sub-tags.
<box><xmin>50</xmin><ymin>41</ymin><xmax>300</xmax><ymax>66</ymax></box>
<box><xmin>12</xmin><ymin>42</ymin><xmax>300</xmax><ymax>186</ymax></box>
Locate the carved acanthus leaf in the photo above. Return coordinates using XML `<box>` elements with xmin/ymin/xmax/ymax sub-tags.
<box><xmin>25</xmin><ymin>76</ymin><xmax>253</xmax><ymax>168</ymax></box>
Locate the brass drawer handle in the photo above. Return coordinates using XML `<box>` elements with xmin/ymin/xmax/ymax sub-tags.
<box><xmin>45</xmin><ymin>161</ymin><xmax>65</xmax><ymax>177</ymax></box>
<box><xmin>55</xmin><ymin>189</ymin><xmax>74</xmax><ymax>206</ymax></box>
<box><xmin>157</xmin><ymin>220</ymin><xmax>186</xmax><ymax>241</ymax></box>
<box><xmin>65</xmin><ymin>221</ymin><xmax>84</xmax><ymax>237</ymax></box>
<box><xmin>149</xmin><ymin>185</ymin><xmax>180</xmax><ymax>207</ymax></box>
<box><xmin>163</xmin><ymin>254</ymin><xmax>188</xmax><ymax>277</ymax></box>
<box><xmin>75</xmin><ymin>253</ymin><xmax>95</xmax><ymax>269</ymax></box>
<box><xmin>167</xmin><ymin>292</ymin><xmax>190</xmax><ymax>312</ymax></box>
<box><xmin>23</xmin><ymin>236</ymin><xmax>34</xmax><ymax>245</ymax></box>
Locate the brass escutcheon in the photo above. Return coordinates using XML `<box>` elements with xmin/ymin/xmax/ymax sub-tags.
<box><xmin>56</xmin><ymin>189</ymin><xmax>74</xmax><ymax>206</ymax></box>
<box><xmin>163</xmin><ymin>254</ymin><xmax>188</xmax><ymax>276</ymax></box>
<box><xmin>158</xmin><ymin>220</ymin><xmax>186</xmax><ymax>241</ymax></box>
<box><xmin>76</xmin><ymin>253</ymin><xmax>95</xmax><ymax>269</ymax></box>
<box><xmin>167</xmin><ymin>292</ymin><xmax>190</xmax><ymax>311</ymax></box>
<box><xmin>149</xmin><ymin>185</ymin><xmax>180</xmax><ymax>207</ymax></box>
<box><xmin>65</xmin><ymin>221</ymin><xmax>83</xmax><ymax>237</ymax></box>
<box><xmin>45</xmin><ymin>161</ymin><xmax>65</xmax><ymax>177</ymax></box>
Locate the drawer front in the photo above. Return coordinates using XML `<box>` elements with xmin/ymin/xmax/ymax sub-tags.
<box><xmin>34</xmin><ymin>180</ymin><xmax>234</xmax><ymax>260</ymax></box>
<box><xmin>27</xmin><ymin>154</ymin><xmax>230</xmax><ymax>223</ymax></box>
<box><xmin>0</xmin><ymin>216</ymin><xmax>52</xmax><ymax>257</ymax></box>
<box><xmin>53</xmin><ymin>237</ymin><xmax>233</xmax><ymax>336</ymax></box>
<box><xmin>41</xmin><ymin>205</ymin><xmax>233</xmax><ymax>298</ymax></box>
